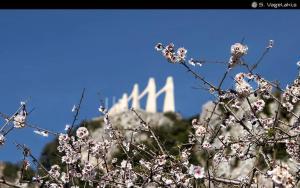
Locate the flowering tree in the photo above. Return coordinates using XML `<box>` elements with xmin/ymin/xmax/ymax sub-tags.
<box><xmin>0</xmin><ymin>40</ymin><xmax>300</xmax><ymax>188</ymax></box>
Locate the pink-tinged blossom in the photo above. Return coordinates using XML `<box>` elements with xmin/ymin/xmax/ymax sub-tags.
<box><xmin>23</xmin><ymin>160</ymin><xmax>30</xmax><ymax>170</ymax></box>
<box><xmin>189</xmin><ymin>164</ymin><xmax>205</xmax><ymax>179</ymax></box>
<box><xmin>156</xmin><ymin>42</ymin><xmax>190</xmax><ymax>64</ymax></box>
<box><xmin>252</xmin><ymin>99</ymin><xmax>265</xmax><ymax>112</ymax></box>
<box><xmin>235</xmin><ymin>73</ymin><xmax>245</xmax><ymax>83</ymax></box>
<box><xmin>58</xmin><ymin>133</ymin><xmax>70</xmax><ymax>144</ymax></box>
<box><xmin>202</xmin><ymin>141</ymin><xmax>212</xmax><ymax>149</ymax></box>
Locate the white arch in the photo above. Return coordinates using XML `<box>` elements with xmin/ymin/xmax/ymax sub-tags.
<box><xmin>128</xmin><ymin>84</ymin><xmax>140</xmax><ymax>110</ymax></box>
<box><xmin>156</xmin><ymin>76</ymin><xmax>175</xmax><ymax>112</ymax></box>
<box><xmin>163</xmin><ymin>76</ymin><xmax>175</xmax><ymax>112</ymax></box>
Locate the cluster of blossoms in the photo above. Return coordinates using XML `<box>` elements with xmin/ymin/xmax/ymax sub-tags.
<box><xmin>192</xmin><ymin>119</ymin><xmax>207</xmax><ymax>137</ymax></box>
<box><xmin>234</xmin><ymin>72</ymin><xmax>273</xmax><ymax>99</ymax></box>
<box><xmin>229</xmin><ymin>43</ymin><xmax>248</xmax><ymax>68</ymax></box>
<box><xmin>43</xmin><ymin>165</ymin><xmax>64</xmax><ymax>188</ymax></box>
<box><xmin>256</xmin><ymin>77</ymin><xmax>273</xmax><ymax>99</ymax></box>
<box><xmin>259</xmin><ymin>117</ymin><xmax>275</xmax><ymax>129</ymax></box>
<box><xmin>0</xmin><ymin>102</ymin><xmax>29</xmax><ymax>146</ymax></box>
<box><xmin>155</xmin><ymin>43</ymin><xmax>187</xmax><ymax>63</ymax></box>
<box><xmin>281</xmin><ymin>76</ymin><xmax>300</xmax><ymax>112</ymax></box>
<box><xmin>267</xmin><ymin>164</ymin><xmax>296</xmax><ymax>188</ymax></box>
<box><xmin>155</xmin><ymin>42</ymin><xmax>203</xmax><ymax>67</ymax></box>
<box><xmin>235</xmin><ymin>72</ymin><xmax>253</xmax><ymax>96</ymax></box>
<box><xmin>81</xmin><ymin>162</ymin><xmax>97</xmax><ymax>182</ymax></box>
<box><xmin>13</xmin><ymin>103</ymin><xmax>27</xmax><ymax>128</ymax></box>
<box><xmin>230</xmin><ymin>142</ymin><xmax>247</xmax><ymax>159</ymax></box>
<box><xmin>57</xmin><ymin>133</ymin><xmax>81</xmax><ymax>164</ymax></box>
<box><xmin>48</xmin><ymin>165</ymin><xmax>61</xmax><ymax>179</ymax></box>
<box><xmin>191</xmin><ymin>119</ymin><xmax>214</xmax><ymax>149</ymax></box>
<box><xmin>42</xmin><ymin>125</ymin><xmax>116</xmax><ymax>187</ymax></box>
<box><xmin>285</xmin><ymin>138</ymin><xmax>300</xmax><ymax>163</ymax></box>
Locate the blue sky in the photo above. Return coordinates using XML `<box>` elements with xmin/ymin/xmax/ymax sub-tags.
<box><xmin>0</xmin><ymin>10</ymin><xmax>300</xmax><ymax>163</ymax></box>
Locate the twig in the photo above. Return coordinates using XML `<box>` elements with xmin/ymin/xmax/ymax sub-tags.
<box><xmin>68</xmin><ymin>88</ymin><xmax>86</xmax><ymax>135</ymax></box>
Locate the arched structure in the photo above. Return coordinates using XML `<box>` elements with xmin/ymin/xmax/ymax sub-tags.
<box><xmin>109</xmin><ymin>76</ymin><xmax>175</xmax><ymax>115</ymax></box>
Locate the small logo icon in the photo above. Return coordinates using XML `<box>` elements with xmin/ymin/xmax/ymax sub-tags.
<box><xmin>252</xmin><ymin>1</ymin><xmax>258</xmax><ymax>8</ymax></box>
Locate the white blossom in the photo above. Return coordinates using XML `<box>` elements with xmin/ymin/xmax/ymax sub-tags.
<box><xmin>195</xmin><ymin>126</ymin><xmax>206</xmax><ymax>137</ymax></box>
<box><xmin>64</xmin><ymin>124</ymin><xmax>70</xmax><ymax>131</ymax></box>
<box><xmin>177</xmin><ymin>47</ymin><xmax>187</xmax><ymax>61</ymax></box>
<box><xmin>231</xmin><ymin>43</ymin><xmax>248</xmax><ymax>56</ymax></box>
<box><xmin>267</xmin><ymin>164</ymin><xmax>295</xmax><ymax>188</ymax></box>
<box><xmin>188</xmin><ymin>58</ymin><xmax>202</xmax><ymax>67</ymax></box>
<box><xmin>235</xmin><ymin>80</ymin><xmax>252</xmax><ymax>96</ymax></box>
<box><xmin>155</xmin><ymin>43</ymin><xmax>163</xmax><ymax>51</ymax></box>
<box><xmin>34</xmin><ymin>130</ymin><xmax>49</xmax><ymax>137</ymax></box>
<box><xmin>13</xmin><ymin>114</ymin><xmax>27</xmax><ymax>128</ymax></box>
<box><xmin>71</xmin><ymin>105</ymin><xmax>77</xmax><ymax>112</ymax></box>
<box><xmin>121</xmin><ymin>160</ymin><xmax>132</xmax><ymax>170</ymax></box>
<box><xmin>229</xmin><ymin>43</ymin><xmax>248</xmax><ymax>68</ymax></box>
<box><xmin>48</xmin><ymin>165</ymin><xmax>61</xmax><ymax>179</ymax></box>
<box><xmin>267</xmin><ymin>40</ymin><xmax>274</xmax><ymax>49</ymax></box>
<box><xmin>60</xmin><ymin>172</ymin><xmax>69</xmax><ymax>183</ymax></box>
<box><xmin>76</xmin><ymin>127</ymin><xmax>89</xmax><ymax>139</ymax></box>
<box><xmin>252</xmin><ymin>99</ymin><xmax>265</xmax><ymax>112</ymax></box>
<box><xmin>0</xmin><ymin>134</ymin><xmax>5</xmax><ymax>146</ymax></box>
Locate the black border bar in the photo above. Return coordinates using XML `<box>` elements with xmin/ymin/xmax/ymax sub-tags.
<box><xmin>0</xmin><ymin>0</ymin><xmax>298</xmax><ymax>9</ymax></box>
